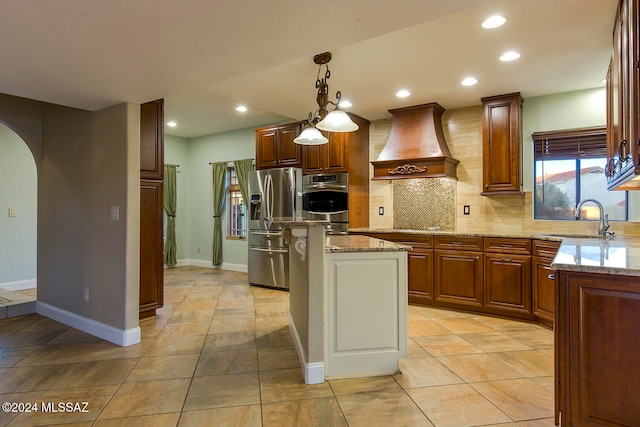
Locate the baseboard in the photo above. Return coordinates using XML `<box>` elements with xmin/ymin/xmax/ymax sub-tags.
<box><xmin>289</xmin><ymin>313</ymin><xmax>325</xmax><ymax>384</ymax></box>
<box><xmin>169</xmin><ymin>259</ymin><xmax>248</xmax><ymax>273</ymax></box>
<box><xmin>36</xmin><ymin>302</ymin><xmax>141</xmax><ymax>347</ymax></box>
<box><xmin>0</xmin><ymin>279</ymin><xmax>37</xmax><ymax>291</ymax></box>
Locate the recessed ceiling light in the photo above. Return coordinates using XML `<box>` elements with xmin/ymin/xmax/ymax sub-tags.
<box><xmin>166</xmin><ymin>121</ymin><xmax>177</xmax><ymax>127</ymax></box>
<box><xmin>235</xmin><ymin>105</ymin><xmax>247</xmax><ymax>112</ymax></box>
<box><xmin>461</xmin><ymin>77</ymin><xmax>478</xmax><ymax>86</ymax></box>
<box><xmin>396</xmin><ymin>89</ymin><xmax>411</xmax><ymax>98</ymax></box>
<box><xmin>482</xmin><ymin>15</ymin><xmax>506</xmax><ymax>29</ymax></box>
<box><xmin>500</xmin><ymin>51</ymin><xmax>520</xmax><ymax>61</ymax></box>
<box><xmin>338</xmin><ymin>100</ymin><xmax>352</xmax><ymax>108</ymax></box>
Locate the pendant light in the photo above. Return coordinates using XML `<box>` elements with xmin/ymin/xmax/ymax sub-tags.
<box><xmin>294</xmin><ymin>52</ymin><xmax>358</xmax><ymax>145</ymax></box>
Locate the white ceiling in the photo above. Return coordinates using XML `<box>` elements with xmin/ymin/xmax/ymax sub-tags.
<box><xmin>0</xmin><ymin>0</ymin><xmax>617</xmax><ymax>139</ymax></box>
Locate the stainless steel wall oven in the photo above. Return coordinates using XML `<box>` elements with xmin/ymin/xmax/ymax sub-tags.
<box><xmin>302</xmin><ymin>173</ymin><xmax>348</xmax><ymax>234</ymax></box>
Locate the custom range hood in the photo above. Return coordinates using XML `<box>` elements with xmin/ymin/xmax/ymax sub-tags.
<box><xmin>371</xmin><ymin>103</ymin><xmax>459</xmax><ymax>180</ymax></box>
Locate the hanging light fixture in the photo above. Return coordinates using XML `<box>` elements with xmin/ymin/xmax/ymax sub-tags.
<box><xmin>294</xmin><ymin>52</ymin><xmax>359</xmax><ymax>145</ymax></box>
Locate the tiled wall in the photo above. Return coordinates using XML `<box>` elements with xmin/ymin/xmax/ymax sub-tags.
<box><xmin>393</xmin><ymin>178</ymin><xmax>456</xmax><ymax>230</ymax></box>
<box><xmin>368</xmin><ymin>106</ymin><xmax>640</xmax><ymax>236</ymax></box>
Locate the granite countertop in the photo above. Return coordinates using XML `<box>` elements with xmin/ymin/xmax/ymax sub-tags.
<box><xmin>348</xmin><ymin>227</ymin><xmax>569</xmax><ymax>241</ymax></box>
<box><xmin>266</xmin><ymin>217</ymin><xmax>330</xmax><ymax>227</ymax></box>
<box><xmin>325</xmin><ymin>235</ymin><xmax>411</xmax><ymax>253</ymax></box>
<box><xmin>551</xmin><ymin>236</ymin><xmax>640</xmax><ymax>277</ymax></box>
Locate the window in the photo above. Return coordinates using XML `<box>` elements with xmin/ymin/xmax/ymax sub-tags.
<box><xmin>533</xmin><ymin>127</ymin><xmax>627</xmax><ymax>221</ymax></box>
<box><xmin>226</xmin><ymin>167</ymin><xmax>246</xmax><ymax>239</ymax></box>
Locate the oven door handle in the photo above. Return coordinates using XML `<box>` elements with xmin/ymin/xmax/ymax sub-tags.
<box><xmin>249</xmin><ymin>247</ymin><xmax>289</xmax><ymax>254</ymax></box>
<box><xmin>307</xmin><ymin>210</ymin><xmax>348</xmax><ymax>215</ymax></box>
<box><xmin>304</xmin><ymin>184</ymin><xmax>348</xmax><ymax>192</ymax></box>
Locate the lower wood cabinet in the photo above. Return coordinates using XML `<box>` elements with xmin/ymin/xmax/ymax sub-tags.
<box><xmin>139</xmin><ymin>179</ymin><xmax>164</xmax><ymax>319</ymax></box>
<box><xmin>556</xmin><ymin>270</ymin><xmax>640</xmax><ymax>426</ymax></box>
<box><xmin>532</xmin><ymin>240</ymin><xmax>560</xmax><ymax>328</ymax></box>
<box><xmin>408</xmin><ymin>249</ymin><xmax>434</xmax><ymax>304</ymax></box>
<box><xmin>434</xmin><ymin>250</ymin><xmax>483</xmax><ymax>307</ymax></box>
<box><xmin>483</xmin><ymin>254</ymin><xmax>531</xmax><ymax>318</ymax></box>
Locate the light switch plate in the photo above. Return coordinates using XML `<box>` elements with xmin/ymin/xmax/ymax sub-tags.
<box><xmin>8</xmin><ymin>208</ymin><xmax>16</xmax><ymax>217</ymax></box>
<box><xmin>463</xmin><ymin>205</ymin><xmax>470</xmax><ymax>215</ymax></box>
<box><xmin>110</xmin><ymin>206</ymin><xmax>120</xmax><ymax>221</ymax></box>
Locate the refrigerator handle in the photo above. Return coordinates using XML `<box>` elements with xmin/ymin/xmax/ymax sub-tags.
<box><xmin>264</xmin><ymin>174</ymin><xmax>271</xmax><ymax>220</ymax></box>
<box><xmin>268</xmin><ymin>174</ymin><xmax>274</xmax><ymax>219</ymax></box>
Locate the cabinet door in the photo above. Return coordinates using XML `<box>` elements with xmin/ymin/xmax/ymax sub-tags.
<box><xmin>140</xmin><ymin>179</ymin><xmax>164</xmax><ymax>318</ymax></box>
<box><xmin>481</xmin><ymin>93</ymin><xmax>523</xmax><ymax>195</ymax></box>
<box><xmin>532</xmin><ymin>257</ymin><xmax>555</xmax><ymax>327</ymax></box>
<box><xmin>484</xmin><ymin>254</ymin><xmax>531</xmax><ymax>317</ymax></box>
<box><xmin>140</xmin><ymin>99</ymin><xmax>164</xmax><ymax>180</ymax></box>
<box><xmin>278</xmin><ymin>123</ymin><xmax>302</xmax><ymax>167</ymax></box>
<box><xmin>434</xmin><ymin>250</ymin><xmax>483</xmax><ymax>307</ymax></box>
<box><xmin>256</xmin><ymin>128</ymin><xmax>279</xmax><ymax>170</ymax></box>
<box><xmin>303</xmin><ymin>144</ymin><xmax>325</xmax><ymax>174</ymax></box>
<box><xmin>408</xmin><ymin>249</ymin><xmax>434</xmax><ymax>304</ymax></box>
<box><xmin>563</xmin><ymin>272</ymin><xmax>640</xmax><ymax>426</ymax></box>
<box><xmin>324</xmin><ymin>132</ymin><xmax>348</xmax><ymax>173</ymax></box>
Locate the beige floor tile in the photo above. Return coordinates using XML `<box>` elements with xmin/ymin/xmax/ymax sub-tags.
<box><xmin>336</xmin><ymin>388</ymin><xmax>433</xmax><ymax>427</ymax></box>
<box><xmin>329</xmin><ymin>375</ymin><xmax>401</xmax><ymax>396</ymax></box>
<box><xmin>184</xmin><ymin>289</ymin><xmax>221</xmax><ymax>301</ymax></box>
<box><xmin>99</xmin><ymin>378</ymin><xmax>191</xmax><ymax>419</ymax></box>
<box><xmin>157</xmin><ymin>321</ymin><xmax>210</xmax><ymax>337</ymax></box>
<box><xmin>433</xmin><ymin>317</ymin><xmax>496</xmax><ymax>334</ymax></box>
<box><xmin>256</xmin><ymin>328</ymin><xmax>295</xmax><ymax>349</ymax></box>
<box><xmin>93</xmin><ymin>413</ymin><xmax>181</xmax><ymax>427</ymax></box>
<box><xmin>255</xmin><ymin>302</ymin><xmax>290</xmax><ymax>318</ymax></box>
<box><xmin>0</xmin><ymin>391</ymin><xmax>43</xmax><ymax>426</ymax></box>
<box><xmin>51</xmin><ymin>359</ymin><xmax>137</xmax><ymax>389</ymax></box>
<box><xmin>212</xmin><ymin>307</ymin><xmax>256</xmax><ymax>320</ymax></box>
<box><xmin>472</xmin><ymin>315</ymin><xmax>540</xmax><ymax>332</ymax></box>
<box><xmin>208</xmin><ymin>317</ymin><xmax>256</xmax><ymax>334</ymax></box>
<box><xmin>176</xmin><ymin>300</ymin><xmax>218</xmax><ymax>311</ymax></box>
<box><xmin>407</xmin><ymin>307</ymin><xmax>429</xmax><ymax>321</ymax></box>
<box><xmin>491</xmin><ymin>350</ymin><xmax>553</xmax><ymax>378</ymax></box>
<box><xmin>126</xmin><ymin>354</ymin><xmax>199</xmax><ymax>382</ymax></box>
<box><xmin>178</xmin><ymin>406</ymin><xmax>261</xmax><ymax>426</ymax></box>
<box><xmin>166</xmin><ymin>310</ymin><xmax>214</xmax><ymax>324</ymax></box>
<box><xmin>184</xmin><ymin>373</ymin><xmax>261</xmax><ymax>410</ymax></box>
<box><xmin>503</xmin><ymin>329</ymin><xmax>554</xmax><ymax>349</ymax></box>
<box><xmin>413</xmin><ymin>334</ymin><xmax>484</xmax><ymax>356</ymax></box>
<box><xmin>517</xmin><ymin>418</ymin><xmax>557</xmax><ymax>426</ymax></box>
<box><xmin>257</xmin><ymin>347</ymin><xmax>300</xmax><ymax>371</ymax></box>
<box><xmin>406</xmin><ymin>338</ymin><xmax>434</xmax><ymax>359</ymax></box>
<box><xmin>393</xmin><ymin>357</ymin><xmax>464</xmax><ymax>389</ymax></box>
<box><xmin>10</xmin><ymin>384</ymin><xmax>117</xmax><ymax>426</ymax></box>
<box><xmin>144</xmin><ymin>335</ymin><xmax>206</xmax><ymax>357</ymax></box>
<box><xmin>0</xmin><ymin>347</ymin><xmax>38</xmax><ymax>367</ymax></box>
<box><xmin>407</xmin><ymin>383</ymin><xmax>512</xmax><ymax>427</ymax></box>
<box><xmin>202</xmin><ymin>332</ymin><xmax>256</xmax><ymax>353</ymax></box>
<box><xmin>216</xmin><ymin>295</ymin><xmax>254</xmax><ymax>309</ymax></box>
<box><xmin>0</xmin><ymin>328</ymin><xmax>69</xmax><ymax>348</ymax></box>
<box><xmin>195</xmin><ymin>350</ymin><xmax>258</xmax><ymax>376</ymax></box>
<box><xmin>408</xmin><ymin>320</ymin><xmax>452</xmax><ymax>337</ymax></box>
<box><xmin>0</xmin><ymin>364</ymin><xmax>70</xmax><ymax>392</ymax></box>
<box><xmin>262</xmin><ymin>397</ymin><xmax>347</xmax><ymax>427</ymax></box>
<box><xmin>460</xmin><ymin>331</ymin><xmax>533</xmax><ymax>352</ymax></box>
<box><xmin>410</xmin><ymin>305</ymin><xmax>472</xmax><ymax>319</ymax></box>
<box><xmin>530</xmin><ymin>376</ymin><xmax>555</xmax><ymax>391</ymax></box>
<box><xmin>255</xmin><ymin>316</ymin><xmax>289</xmax><ymax>331</ymax></box>
<box><xmin>437</xmin><ymin>353</ymin><xmax>524</xmax><ymax>383</ymax></box>
<box><xmin>47</xmin><ymin>328</ymin><xmax>106</xmax><ymax>345</ymax></box>
<box><xmin>259</xmin><ymin>368</ymin><xmax>333</xmax><ymax>404</ymax></box>
<box><xmin>471</xmin><ymin>378</ymin><xmax>554</xmax><ymax>421</ymax></box>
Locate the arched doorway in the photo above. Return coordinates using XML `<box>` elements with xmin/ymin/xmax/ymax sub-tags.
<box><xmin>0</xmin><ymin>122</ymin><xmax>37</xmax><ymax>317</ymax></box>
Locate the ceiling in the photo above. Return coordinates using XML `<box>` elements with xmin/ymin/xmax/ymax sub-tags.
<box><xmin>0</xmin><ymin>0</ymin><xmax>617</xmax><ymax>139</ymax></box>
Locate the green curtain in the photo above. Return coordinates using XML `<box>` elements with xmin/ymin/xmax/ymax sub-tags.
<box><xmin>211</xmin><ymin>162</ymin><xmax>227</xmax><ymax>266</ymax></box>
<box><xmin>163</xmin><ymin>164</ymin><xmax>177</xmax><ymax>267</ymax></box>
<box><xmin>232</xmin><ymin>158</ymin><xmax>254</xmax><ymax>210</ymax></box>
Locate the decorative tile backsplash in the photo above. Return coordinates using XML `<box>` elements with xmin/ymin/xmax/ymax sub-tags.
<box><xmin>393</xmin><ymin>178</ymin><xmax>456</xmax><ymax>230</ymax></box>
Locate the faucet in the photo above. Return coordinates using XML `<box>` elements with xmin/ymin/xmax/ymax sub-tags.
<box><xmin>575</xmin><ymin>199</ymin><xmax>615</xmax><ymax>239</ymax></box>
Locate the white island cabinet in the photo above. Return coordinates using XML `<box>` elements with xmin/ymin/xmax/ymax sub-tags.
<box><xmin>268</xmin><ymin>218</ymin><xmax>410</xmax><ymax>384</ymax></box>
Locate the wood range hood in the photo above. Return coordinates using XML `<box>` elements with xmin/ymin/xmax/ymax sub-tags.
<box><xmin>371</xmin><ymin>103</ymin><xmax>459</xmax><ymax>180</ymax></box>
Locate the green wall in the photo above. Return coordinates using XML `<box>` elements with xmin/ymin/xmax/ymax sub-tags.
<box><xmin>164</xmin><ymin>127</ymin><xmax>255</xmax><ymax>269</ymax></box>
<box><xmin>0</xmin><ymin>123</ymin><xmax>37</xmax><ymax>285</ymax></box>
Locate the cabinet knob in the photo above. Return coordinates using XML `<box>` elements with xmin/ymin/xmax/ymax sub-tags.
<box><xmin>548</xmin><ymin>274</ymin><xmax>555</xmax><ymax>280</ymax></box>
<box><xmin>619</xmin><ymin>139</ymin><xmax>629</xmax><ymax>162</ymax></box>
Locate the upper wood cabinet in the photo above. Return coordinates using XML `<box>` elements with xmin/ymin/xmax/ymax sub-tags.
<box><xmin>606</xmin><ymin>0</ymin><xmax>640</xmax><ymax>189</ymax></box>
<box><xmin>140</xmin><ymin>99</ymin><xmax>164</xmax><ymax>180</ymax></box>
<box><xmin>303</xmin><ymin>131</ymin><xmax>349</xmax><ymax>174</ymax></box>
<box><xmin>255</xmin><ymin>122</ymin><xmax>303</xmax><ymax>170</ymax></box>
<box><xmin>481</xmin><ymin>92</ymin><xmax>524</xmax><ymax>196</ymax></box>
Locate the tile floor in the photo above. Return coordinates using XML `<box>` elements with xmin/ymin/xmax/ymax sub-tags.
<box><xmin>0</xmin><ymin>266</ymin><xmax>555</xmax><ymax>426</ymax></box>
<box><xmin>0</xmin><ymin>289</ymin><xmax>36</xmax><ymax>320</ymax></box>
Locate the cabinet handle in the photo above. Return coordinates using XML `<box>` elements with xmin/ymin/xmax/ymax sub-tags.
<box><xmin>452</xmin><ymin>241</ymin><xmax>463</xmax><ymax>245</ymax></box>
<box><xmin>501</xmin><ymin>258</ymin><xmax>513</xmax><ymax>262</ymax></box>
<box><xmin>548</xmin><ymin>274</ymin><xmax>555</xmax><ymax>280</ymax></box>
<box><xmin>605</xmin><ymin>158</ymin><xmax>616</xmax><ymax>177</ymax></box>
<box><xmin>619</xmin><ymin>139</ymin><xmax>630</xmax><ymax>162</ymax></box>
<box><xmin>501</xmin><ymin>244</ymin><xmax>513</xmax><ymax>248</ymax></box>
<box><xmin>484</xmin><ymin>184</ymin><xmax>489</xmax><ymax>189</ymax></box>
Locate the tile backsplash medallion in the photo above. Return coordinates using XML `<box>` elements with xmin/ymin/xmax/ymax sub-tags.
<box><xmin>393</xmin><ymin>178</ymin><xmax>456</xmax><ymax>230</ymax></box>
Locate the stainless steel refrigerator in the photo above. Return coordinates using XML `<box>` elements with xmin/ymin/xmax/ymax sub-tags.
<box><xmin>248</xmin><ymin>167</ymin><xmax>303</xmax><ymax>289</ymax></box>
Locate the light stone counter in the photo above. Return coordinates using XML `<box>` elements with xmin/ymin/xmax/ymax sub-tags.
<box><xmin>325</xmin><ymin>235</ymin><xmax>411</xmax><ymax>253</ymax></box>
<box><xmin>551</xmin><ymin>236</ymin><xmax>640</xmax><ymax>277</ymax></box>
<box><xmin>349</xmin><ymin>227</ymin><xmax>571</xmax><ymax>241</ymax></box>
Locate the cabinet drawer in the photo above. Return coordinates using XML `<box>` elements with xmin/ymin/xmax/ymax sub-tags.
<box><xmin>484</xmin><ymin>238</ymin><xmax>531</xmax><ymax>255</ymax></box>
<box><xmin>378</xmin><ymin>233</ymin><xmax>433</xmax><ymax>250</ymax></box>
<box><xmin>532</xmin><ymin>239</ymin><xmax>561</xmax><ymax>258</ymax></box>
<box><xmin>434</xmin><ymin>236</ymin><xmax>483</xmax><ymax>252</ymax></box>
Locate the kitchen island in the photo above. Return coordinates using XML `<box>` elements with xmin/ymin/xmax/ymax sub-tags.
<box><xmin>270</xmin><ymin>219</ymin><xmax>410</xmax><ymax>384</ymax></box>
<box><xmin>551</xmin><ymin>237</ymin><xmax>640</xmax><ymax>427</ymax></box>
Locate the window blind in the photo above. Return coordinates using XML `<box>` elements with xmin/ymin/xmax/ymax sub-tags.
<box><xmin>532</xmin><ymin>126</ymin><xmax>606</xmax><ymax>160</ymax></box>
